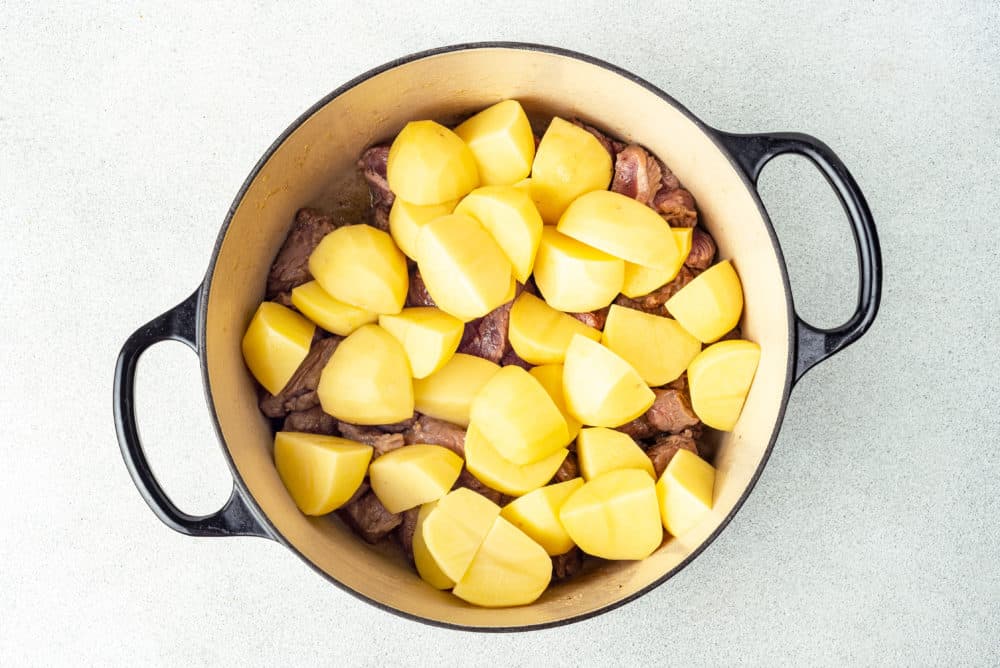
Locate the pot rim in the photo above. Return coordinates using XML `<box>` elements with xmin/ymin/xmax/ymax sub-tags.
<box><xmin>196</xmin><ymin>41</ymin><xmax>796</xmax><ymax>632</ymax></box>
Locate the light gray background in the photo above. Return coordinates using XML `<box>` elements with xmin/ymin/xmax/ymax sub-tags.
<box><xmin>2</xmin><ymin>2</ymin><xmax>998</xmax><ymax>665</ymax></box>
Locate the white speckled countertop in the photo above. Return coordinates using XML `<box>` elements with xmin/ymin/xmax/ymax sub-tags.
<box><xmin>2</xmin><ymin>2</ymin><xmax>998</xmax><ymax>665</ymax></box>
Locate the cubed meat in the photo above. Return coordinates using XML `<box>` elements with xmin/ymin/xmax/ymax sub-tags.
<box><xmin>283</xmin><ymin>405</ymin><xmax>338</xmax><ymax>435</ymax></box>
<box><xmin>500</xmin><ymin>348</ymin><xmax>532</xmax><ymax>370</ymax></box>
<box><xmin>551</xmin><ymin>451</ymin><xmax>579</xmax><ymax>483</ymax></box>
<box><xmin>337</xmin><ymin>421</ymin><xmax>406</xmax><ymax>459</ymax></box>
<box><xmin>571</xmin><ymin>119</ymin><xmax>625</xmax><ymax>159</ymax></box>
<box><xmin>552</xmin><ymin>548</ymin><xmax>584</xmax><ymax>580</ymax></box>
<box><xmin>614</xmin><ymin>266</ymin><xmax>696</xmax><ymax>315</ymax></box>
<box><xmin>654</xmin><ymin>188</ymin><xmax>697</xmax><ymax>228</ymax></box>
<box><xmin>397</xmin><ymin>507</ymin><xmax>420</xmax><ymax>563</ymax></box>
<box><xmin>338</xmin><ymin>490</ymin><xmax>402</xmax><ymax>544</ymax></box>
<box><xmin>611</xmin><ymin>144</ymin><xmax>663</xmax><ymax>207</ymax></box>
<box><xmin>453</xmin><ymin>468</ymin><xmax>504</xmax><ymax>505</ymax></box>
<box><xmin>457</xmin><ymin>283</ymin><xmax>522</xmax><ymax>363</ymax></box>
<box><xmin>646</xmin><ymin>389</ymin><xmax>701</xmax><ymax>434</ymax></box>
<box><xmin>358</xmin><ymin>145</ymin><xmax>394</xmax><ymax>209</ymax></box>
<box><xmin>259</xmin><ymin>336</ymin><xmax>340</xmax><ymax>418</ymax></box>
<box><xmin>685</xmin><ymin>227</ymin><xmax>716</xmax><ymax>270</ymax></box>
<box><xmin>646</xmin><ymin>433</ymin><xmax>699</xmax><ymax>478</ymax></box>
<box><xmin>405</xmin><ymin>269</ymin><xmax>436</xmax><ymax>307</ymax></box>
<box><xmin>403</xmin><ymin>415</ymin><xmax>466</xmax><ymax>457</ymax></box>
<box><xmin>266</xmin><ymin>208</ymin><xmax>340</xmax><ymax>298</ymax></box>
<box><xmin>568</xmin><ymin>306</ymin><xmax>609</xmax><ymax>331</ymax></box>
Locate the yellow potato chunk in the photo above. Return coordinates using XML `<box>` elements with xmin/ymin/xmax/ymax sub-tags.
<box><xmin>665</xmin><ymin>260</ymin><xmax>744</xmax><ymax>343</ymax></box>
<box><xmin>317</xmin><ymin>324</ymin><xmax>414</xmax><ymax>425</ymax></box>
<box><xmin>416</xmin><ymin>214</ymin><xmax>513</xmax><ymax>321</ymax></box>
<box><xmin>577</xmin><ymin>427</ymin><xmax>655</xmax><ymax>480</ymax></box>
<box><xmin>559</xmin><ymin>468</ymin><xmax>663</xmax><ymax>560</ymax></box>
<box><xmin>656</xmin><ymin>449</ymin><xmax>715</xmax><ymax>536</ymax></box>
<box><xmin>508</xmin><ymin>292</ymin><xmax>602</xmax><ymax>365</ymax></box>
<box><xmin>500</xmin><ymin>478</ymin><xmax>584</xmax><ymax>555</ymax></box>
<box><xmin>378</xmin><ymin>307</ymin><xmax>464</xmax><ymax>379</ymax></box>
<box><xmin>601</xmin><ymin>305</ymin><xmax>702</xmax><ymax>386</ymax></box>
<box><xmin>308</xmin><ymin>224</ymin><xmax>408</xmax><ymax>315</ymax></box>
<box><xmin>469</xmin><ymin>366</ymin><xmax>570</xmax><ymax>465</ymax></box>
<box><xmin>454</xmin><ymin>186</ymin><xmax>543</xmax><ymax>282</ymax></box>
<box><xmin>530</xmin><ymin>117</ymin><xmax>612</xmax><ymax>223</ymax></box>
<box><xmin>413</xmin><ymin>501</ymin><xmax>455</xmax><ymax>589</ymax></box>
<box><xmin>557</xmin><ymin>190</ymin><xmax>679</xmax><ymax>268</ymax></box>
<box><xmin>291</xmin><ymin>280</ymin><xmax>378</xmax><ymax>336</ymax></box>
<box><xmin>464</xmin><ymin>426</ymin><xmax>568</xmax><ymax>497</ymax></box>
<box><xmin>389</xmin><ymin>198</ymin><xmax>458</xmax><ymax>260</ymax></box>
<box><xmin>421</xmin><ymin>487</ymin><xmax>502</xmax><ymax>582</ymax></box>
<box><xmin>241</xmin><ymin>302</ymin><xmax>315</xmax><ymax>395</ymax></box>
<box><xmin>368</xmin><ymin>444</ymin><xmax>463</xmax><ymax>513</ymax></box>
<box><xmin>533</xmin><ymin>227</ymin><xmax>624</xmax><ymax>312</ymax></box>
<box><xmin>621</xmin><ymin>228</ymin><xmax>693</xmax><ymax>298</ymax></box>
<box><xmin>412</xmin><ymin>353</ymin><xmax>501</xmax><ymax>427</ymax></box>
<box><xmin>274</xmin><ymin>432</ymin><xmax>372</xmax><ymax>516</ymax></box>
<box><xmin>563</xmin><ymin>335</ymin><xmax>655</xmax><ymax>428</ymax></box>
<box><xmin>453</xmin><ymin>516</ymin><xmax>552</xmax><ymax>607</ymax></box>
<box><xmin>528</xmin><ymin>364</ymin><xmax>581</xmax><ymax>442</ymax></box>
<box><xmin>386</xmin><ymin>120</ymin><xmax>479</xmax><ymax>205</ymax></box>
<box><xmin>686</xmin><ymin>339</ymin><xmax>761</xmax><ymax>431</ymax></box>
<box><xmin>454</xmin><ymin>99</ymin><xmax>535</xmax><ymax>186</ymax></box>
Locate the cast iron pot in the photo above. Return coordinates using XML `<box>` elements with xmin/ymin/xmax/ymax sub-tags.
<box><xmin>114</xmin><ymin>43</ymin><xmax>882</xmax><ymax>631</ymax></box>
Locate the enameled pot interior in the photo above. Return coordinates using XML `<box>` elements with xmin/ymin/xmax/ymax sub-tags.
<box><xmin>204</xmin><ymin>47</ymin><xmax>790</xmax><ymax>628</ymax></box>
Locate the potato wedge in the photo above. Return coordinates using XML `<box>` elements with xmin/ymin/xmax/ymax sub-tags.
<box><xmin>656</xmin><ymin>449</ymin><xmax>715</xmax><ymax>536</ymax></box>
<box><xmin>413</xmin><ymin>501</ymin><xmax>455</xmax><ymax>589</ymax></box>
<box><xmin>464</xmin><ymin>426</ymin><xmax>568</xmax><ymax>497</ymax></box>
<box><xmin>378</xmin><ymin>307</ymin><xmax>464</xmax><ymax>379</ymax></box>
<box><xmin>531</xmin><ymin>117</ymin><xmax>612</xmax><ymax>223</ymax></box>
<box><xmin>291</xmin><ymin>280</ymin><xmax>378</xmax><ymax>336</ymax></box>
<box><xmin>602</xmin><ymin>305</ymin><xmax>701</xmax><ymax>386</ymax></box>
<box><xmin>621</xmin><ymin>228</ymin><xmax>693</xmax><ymax>298</ymax></box>
<box><xmin>309</xmin><ymin>224</ymin><xmax>408</xmax><ymax>315</ymax></box>
<box><xmin>421</xmin><ymin>487</ymin><xmax>502</xmax><ymax>582</ymax></box>
<box><xmin>501</xmin><ymin>478</ymin><xmax>584</xmax><ymax>555</ymax></box>
<box><xmin>454</xmin><ymin>186</ymin><xmax>543</xmax><ymax>282</ymax></box>
<box><xmin>508</xmin><ymin>292</ymin><xmax>602</xmax><ymax>365</ymax></box>
<box><xmin>577</xmin><ymin>427</ymin><xmax>655</xmax><ymax>480</ymax></box>
<box><xmin>532</xmin><ymin>227</ymin><xmax>624</xmax><ymax>312</ymax></box>
<box><xmin>274</xmin><ymin>432</ymin><xmax>372</xmax><ymax>515</ymax></box>
<box><xmin>369</xmin><ymin>444</ymin><xmax>463</xmax><ymax>513</ymax></box>
<box><xmin>412</xmin><ymin>353</ymin><xmax>501</xmax><ymax>427</ymax></box>
<box><xmin>453</xmin><ymin>516</ymin><xmax>552</xmax><ymax>607</ymax></box>
<box><xmin>563</xmin><ymin>335</ymin><xmax>655</xmax><ymax>428</ymax></box>
<box><xmin>454</xmin><ymin>99</ymin><xmax>535</xmax><ymax>186</ymax></box>
<box><xmin>528</xmin><ymin>364</ymin><xmax>581</xmax><ymax>443</ymax></box>
<box><xmin>686</xmin><ymin>339</ymin><xmax>760</xmax><ymax>431</ymax></box>
<box><xmin>665</xmin><ymin>260</ymin><xmax>744</xmax><ymax>343</ymax></box>
<box><xmin>241</xmin><ymin>302</ymin><xmax>315</xmax><ymax>395</ymax></box>
<box><xmin>389</xmin><ymin>198</ymin><xmax>459</xmax><ymax>260</ymax></box>
<box><xmin>387</xmin><ymin>120</ymin><xmax>479</xmax><ymax>205</ymax></box>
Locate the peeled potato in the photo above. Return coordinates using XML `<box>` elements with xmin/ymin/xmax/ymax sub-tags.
<box><xmin>389</xmin><ymin>198</ymin><xmax>459</xmax><ymax>260</ymax></box>
<box><xmin>416</xmin><ymin>214</ymin><xmax>513</xmax><ymax>321</ymax></box>
<box><xmin>386</xmin><ymin>120</ymin><xmax>479</xmax><ymax>205</ymax></box>
<box><xmin>686</xmin><ymin>339</ymin><xmax>760</xmax><ymax>431</ymax></box>
<box><xmin>378</xmin><ymin>307</ymin><xmax>464</xmax><ymax>379</ymax></box>
<box><xmin>413</xmin><ymin>501</ymin><xmax>455</xmax><ymax>589</ymax></box>
<box><xmin>453</xmin><ymin>516</ymin><xmax>552</xmax><ymax>607</ymax></box>
<box><xmin>317</xmin><ymin>324</ymin><xmax>414</xmax><ymax>425</ymax></box>
<box><xmin>577</xmin><ymin>427</ymin><xmax>655</xmax><ymax>480</ymax></box>
<box><xmin>501</xmin><ymin>478</ymin><xmax>584</xmax><ymax>555</ymax></box>
<box><xmin>469</xmin><ymin>366</ymin><xmax>570</xmax><ymax>465</ymax></box>
<box><xmin>656</xmin><ymin>449</ymin><xmax>715</xmax><ymax>536</ymax></box>
<box><xmin>602</xmin><ymin>305</ymin><xmax>702</xmax><ymax>386</ymax></box>
<box><xmin>241</xmin><ymin>302</ymin><xmax>315</xmax><ymax>395</ymax></box>
<box><xmin>291</xmin><ymin>280</ymin><xmax>378</xmax><ymax>336</ymax></box>
<box><xmin>274</xmin><ymin>432</ymin><xmax>372</xmax><ymax>515</ymax></box>
<box><xmin>563</xmin><ymin>335</ymin><xmax>655</xmax><ymax>428</ymax></box>
<box><xmin>533</xmin><ymin>227</ymin><xmax>624</xmax><ymax>312</ymax></box>
<box><xmin>528</xmin><ymin>364</ymin><xmax>581</xmax><ymax>442</ymax></box>
<box><xmin>531</xmin><ymin>117</ymin><xmax>612</xmax><ymax>223</ymax></box>
<box><xmin>454</xmin><ymin>99</ymin><xmax>535</xmax><ymax>186</ymax></box>
<box><xmin>508</xmin><ymin>292</ymin><xmax>602</xmax><ymax>365</ymax></box>
<box><xmin>369</xmin><ymin>444</ymin><xmax>463</xmax><ymax>513</ymax></box>
<box><xmin>464</xmin><ymin>426</ymin><xmax>568</xmax><ymax>497</ymax></box>
<box><xmin>665</xmin><ymin>260</ymin><xmax>744</xmax><ymax>343</ymax></box>
<box><xmin>421</xmin><ymin>487</ymin><xmax>502</xmax><ymax>582</ymax></box>
<box><xmin>559</xmin><ymin>468</ymin><xmax>663</xmax><ymax>560</ymax></box>
<box><xmin>412</xmin><ymin>353</ymin><xmax>501</xmax><ymax>427</ymax></box>
<box><xmin>309</xmin><ymin>224</ymin><xmax>408</xmax><ymax>315</ymax></box>
<box><xmin>557</xmin><ymin>190</ymin><xmax>679</xmax><ymax>268</ymax></box>
<box><xmin>621</xmin><ymin>228</ymin><xmax>693</xmax><ymax>298</ymax></box>
<box><xmin>454</xmin><ymin>186</ymin><xmax>543</xmax><ymax>282</ymax></box>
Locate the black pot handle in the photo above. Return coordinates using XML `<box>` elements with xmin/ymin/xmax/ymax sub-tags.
<box><xmin>113</xmin><ymin>289</ymin><xmax>272</xmax><ymax>538</ymax></box>
<box><xmin>714</xmin><ymin>131</ymin><xmax>882</xmax><ymax>384</ymax></box>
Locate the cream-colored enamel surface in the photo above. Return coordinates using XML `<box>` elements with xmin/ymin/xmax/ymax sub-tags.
<box><xmin>204</xmin><ymin>47</ymin><xmax>790</xmax><ymax>628</ymax></box>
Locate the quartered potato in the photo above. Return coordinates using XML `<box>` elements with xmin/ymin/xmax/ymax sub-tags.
<box><xmin>563</xmin><ymin>335</ymin><xmax>655</xmax><ymax>428</ymax></box>
<box><xmin>602</xmin><ymin>305</ymin><xmax>701</xmax><ymax>386</ymax></box>
<box><xmin>508</xmin><ymin>292</ymin><xmax>602</xmax><ymax>365</ymax></box>
<box><xmin>242</xmin><ymin>302</ymin><xmax>315</xmax><ymax>395</ymax></box>
<box><xmin>421</xmin><ymin>487</ymin><xmax>502</xmax><ymax>582</ymax></box>
<box><xmin>452</xmin><ymin>516</ymin><xmax>552</xmax><ymax>607</ymax></box>
<box><xmin>463</xmin><ymin>426</ymin><xmax>568</xmax><ymax>497</ymax></box>
<box><xmin>576</xmin><ymin>427</ymin><xmax>655</xmax><ymax>480</ymax></box>
<box><xmin>454</xmin><ymin>100</ymin><xmax>535</xmax><ymax>186</ymax></box>
<box><xmin>531</xmin><ymin>117</ymin><xmax>613</xmax><ymax>223</ymax></box>
<box><xmin>412</xmin><ymin>353</ymin><xmax>501</xmax><ymax>427</ymax></box>
<box><xmin>413</xmin><ymin>500</ymin><xmax>455</xmax><ymax>589</ymax></box>
<box><xmin>657</xmin><ymin>449</ymin><xmax>716</xmax><ymax>536</ymax></box>
<box><xmin>532</xmin><ymin>227</ymin><xmax>624</xmax><ymax>312</ymax></box>
<box><xmin>621</xmin><ymin>228</ymin><xmax>693</xmax><ymax>298</ymax></box>
<box><xmin>387</xmin><ymin>120</ymin><xmax>479</xmax><ymax>205</ymax></box>
<box><xmin>528</xmin><ymin>364</ymin><xmax>581</xmax><ymax>443</ymax></box>
<box><xmin>454</xmin><ymin>186</ymin><xmax>543</xmax><ymax>282</ymax></box>
<box><xmin>291</xmin><ymin>280</ymin><xmax>378</xmax><ymax>336</ymax></box>
<box><xmin>308</xmin><ymin>224</ymin><xmax>408</xmax><ymax>315</ymax></box>
<box><xmin>317</xmin><ymin>324</ymin><xmax>414</xmax><ymax>425</ymax></box>
<box><xmin>665</xmin><ymin>259</ymin><xmax>744</xmax><ymax>343</ymax></box>
<box><xmin>389</xmin><ymin>198</ymin><xmax>459</xmax><ymax>260</ymax></box>
<box><xmin>378</xmin><ymin>307</ymin><xmax>464</xmax><ymax>379</ymax></box>
<box><xmin>501</xmin><ymin>478</ymin><xmax>584</xmax><ymax>555</ymax></box>
<box><xmin>686</xmin><ymin>339</ymin><xmax>760</xmax><ymax>431</ymax></box>
<box><xmin>368</xmin><ymin>444</ymin><xmax>463</xmax><ymax>513</ymax></box>
<box><xmin>273</xmin><ymin>432</ymin><xmax>372</xmax><ymax>515</ymax></box>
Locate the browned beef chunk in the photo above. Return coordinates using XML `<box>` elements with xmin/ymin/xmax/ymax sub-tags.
<box><xmin>616</xmin><ymin>413</ymin><xmax>661</xmax><ymax>441</ymax></box>
<box><xmin>457</xmin><ymin>284</ymin><xmax>522</xmax><ymax>363</ymax></box>
<box><xmin>718</xmin><ymin>326</ymin><xmax>742</xmax><ymax>342</ymax></box>
<box><xmin>655</xmin><ymin>188</ymin><xmax>698</xmax><ymax>228</ymax></box>
<box><xmin>611</xmin><ymin>145</ymin><xmax>663</xmax><ymax>206</ymax></box>
<box><xmin>403</xmin><ymin>415</ymin><xmax>466</xmax><ymax>457</ymax></box>
<box><xmin>614</xmin><ymin>265</ymin><xmax>696</xmax><ymax>315</ymax></box>
<box><xmin>454</xmin><ymin>468</ymin><xmax>504</xmax><ymax>505</ymax></box>
<box><xmin>685</xmin><ymin>227</ymin><xmax>716</xmax><ymax>270</ymax></box>
<box><xmin>646</xmin><ymin>433</ymin><xmax>699</xmax><ymax>478</ymax></box>
<box><xmin>665</xmin><ymin>373</ymin><xmax>688</xmax><ymax>393</ymax></box>
<box><xmin>551</xmin><ymin>452</ymin><xmax>579</xmax><ymax>483</ymax></box>
<box><xmin>266</xmin><ymin>208</ymin><xmax>339</xmax><ymax>298</ymax></box>
<box><xmin>500</xmin><ymin>348</ymin><xmax>532</xmax><ymax>370</ymax></box>
<box><xmin>406</xmin><ymin>269</ymin><xmax>436</xmax><ymax>307</ymax></box>
<box><xmin>337</xmin><ymin>421</ymin><xmax>406</xmax><ymax>459</ymax></box>
<box><xmin>370</xmin><ymin>203</ymin><xmax>390</xmax><ymax>232</ymax></box>
<box><xmin>283</xmin><ymin>406</ymin><xmax>337</xmax><ymax>435</ymax></box>
<box><xmin>552</xmin><ymin>548</ymin><xmax>584</xmax><ymax>580</ymax></box>
<box><xmin>260</xmin><ymin>336</ymin><xmax>340</xmax><ymax>417</ymax></box>
<box><xmin>338</xmin><ymin>490</ymin><xmax>401</xmax><ymax>543</ymax></box>
<box><xmin>377</xmin><ymin>415</ymin><xmax>418</xmax><ymax>433</ymax></box>
<box><xmin>397</xmin><ymin>507</ymin><xmax>419</xmax><ymax>563</ymax></box>
<box><xmin>272</xmin><ymin>291</ymin><xmax>296</xmax><ymax>310</ymax></box>
<box><xmin>647</xmin><ymin>389</ymin><xmax>701</xmax><ymax>433</ymax></box>
<box><xmin>568</xmin><ymin>306</ymin><xmax>609</xmax><ymax>331</ymax></box>
<box><xmin>346</xmin><ymin>481</ymin><xmax>370</xmax><ymax>506</ymax></box>
<box><xmin>656</xmin><ymin>157</ymin><xmax>681</xmax><ymax>192</ymax></box>
<box><xmin>358</xmin><ymin>145</ymin><xmax>394</xmax><ymax>209</ymax></box>
<box><xmin>571</xmin><ymin>119</ymin><xmax>625</xmax><ymax>159</ymax></box>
